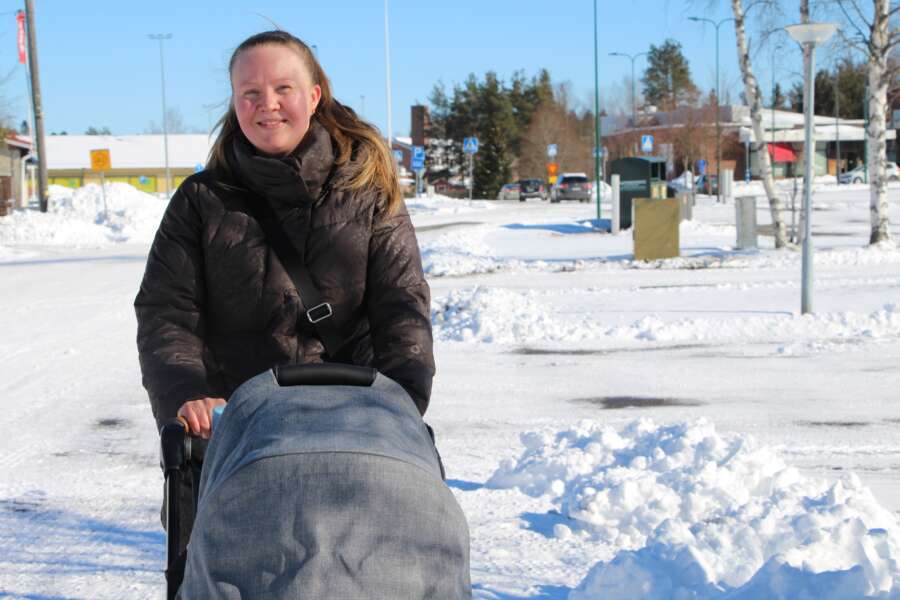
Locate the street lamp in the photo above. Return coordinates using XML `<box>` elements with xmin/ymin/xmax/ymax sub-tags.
<box><xmin>383</xmin><ymin>0</ymin><xmax>393</xmax><ymax>150</ymax></box>
<box><xmin>786</xmin><ymin>22</ymin><xmax>837</xmax><ymax>315</ymax></box>
<box><xmin>593</xmin><ymin>0</ymin><xmax>603</xmax><ymax>225</ymax></box>
<box><xmin>689</xmin><ymin>16</ymin><xmax>734</xmax><ymax>203</ymax></box>
<box><xmin>149</xmin><ymin>33</ymin><xmax>172</xmax><ymax>195</ymax></box>
<box><xmin>608</xmin><ymin>51</ymin><xmax>648</xmax><ymax>130</ymax></box>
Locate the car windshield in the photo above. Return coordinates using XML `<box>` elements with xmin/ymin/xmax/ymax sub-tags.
<box><xmin>562</xmin><ymin>176</ymin><xmax>588</xmax><ymax>184</ymax></box>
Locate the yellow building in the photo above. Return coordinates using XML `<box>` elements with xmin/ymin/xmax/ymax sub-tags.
<box><xmin>46</xmin><ymin>134</ymin><xmax>214</xmax><ymax>194</ymax></box>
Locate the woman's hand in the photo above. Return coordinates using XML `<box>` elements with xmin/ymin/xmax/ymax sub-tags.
<box><xmin>177</xmin><ymin>397</ymin><xmax>227</xmax><ymax>439</ymax></box>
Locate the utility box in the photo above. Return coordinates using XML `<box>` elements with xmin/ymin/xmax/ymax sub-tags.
<box><xmin>634</xmin><ymin>197</ymin><xmax>680</xmax><ymax>261</ymax></box>
<box><xmin>735</xmin><ymin>196</ymin><xmax>758</xmax><ymax>250</ymax></box>
<box><xmin>608</xmin><ymin>157</ymin><xmax>669</xmax><ymax>230</ymax></box>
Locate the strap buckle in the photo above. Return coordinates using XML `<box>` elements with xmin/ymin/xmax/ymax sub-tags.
<box><xmin>306</xmin><ymin>302</ymin><xmax>333</xmax><ymax>324</ymax></box>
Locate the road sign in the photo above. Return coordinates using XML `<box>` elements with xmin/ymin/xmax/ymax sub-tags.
<box><xmin>547</xmin><ymin>163</ymin><xmax>558</xmax><ymax>177</ymax></box>
<box><xmin>593</xmin><ymin>147</ymin><xmax>604</xmax><ymax>157</ymax></box>
<box><xmin>411</xmin><ymin>146</ymin><xmax>425</xmax><ymax>170</ymax></box>
<box><xmin>640</xmin><ymin>134</ymin><xmax>654</xmax><ymax>154</ymax></box>
<box><xmin>463</xmin><ymin>137</ymin><xmax>479</xmax><ymax>154</ymax></box>
<box><xmin>392</xmin><ymin>149</ymin><xmax>403</xmax><ymax>164</ymax></box>
<box><xmin>697</xmin><ymin>159</ymin><xmax>707</xmax><ymax>175</ymax></box>
<box><xmin>547</xmin><ymin>143</ymin><xmax>558</xmax><ymax>158</ymax></box>
<box><xmin>90</xmin><ymin>149</ymin><xmax>111</xmax><ymax>171</ymax></box>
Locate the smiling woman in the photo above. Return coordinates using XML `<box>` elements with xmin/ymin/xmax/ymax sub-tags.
<box><xmin>134</xmin><ymin>29</ymin><xmax>447</xmax><ymax>595</ymax></box>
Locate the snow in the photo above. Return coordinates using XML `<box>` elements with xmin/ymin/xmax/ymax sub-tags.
<box><xmin>1</xmin><ymin>181</ymin><xmax>899</xmax><ymax>599</ymax></box>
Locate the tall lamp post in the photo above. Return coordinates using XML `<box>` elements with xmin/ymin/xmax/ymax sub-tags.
<box><xmin>689</xmin><ymin>16</ymin><xmax>734</xmax><ymax>203</ymax></box>
<box><xmin>149</xmin><ymin>33</ymin><xmax>172</xmax><ymax>195</ymax></box>
<box><xmin>786</xmin><ymin>22</ymin><xmax>837</xmax><ymax>315</ymax></box>
<box><xmin>593</xmin><ymin>0</ymin><xmax>603</xmax><ymax>224</ymax></box>
<box><xmin>608</xmin><ymin>51</ymin><xmax>648</xmax><ymax>130</ymax></box>
<box><xmin>384</xmin><ymin>0</ymin><xmax>393</xmax><ymax>151</ymax></box>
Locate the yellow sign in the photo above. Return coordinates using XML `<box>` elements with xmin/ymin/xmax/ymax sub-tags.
<box><xmin>90</xmin><ymin>149</ymin><xmax>111</xmax><ymax>171</ymax></box>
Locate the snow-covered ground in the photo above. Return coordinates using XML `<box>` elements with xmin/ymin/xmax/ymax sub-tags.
<box><xmin>1</xmin><ymin>181</ymin><xmax>899</xmax><ymax>598</ymax></box>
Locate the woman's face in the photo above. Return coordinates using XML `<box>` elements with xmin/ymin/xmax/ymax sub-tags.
<box><xmin>231</xmin><ymin>44</ymin><xmax>321</xmax><ymax>156</ymax></box>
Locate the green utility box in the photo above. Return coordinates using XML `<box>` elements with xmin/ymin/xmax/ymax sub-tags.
<box><xmin>608</xmin><ymin>157</ymin><xmax>670</xmax><ymax>229</ymax></box>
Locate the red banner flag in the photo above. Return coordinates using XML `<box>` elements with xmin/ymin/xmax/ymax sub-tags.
<box><xmin>16</xmin><ymin>11</ymin><xmax>26</xmax><ymax>65</ymax></box>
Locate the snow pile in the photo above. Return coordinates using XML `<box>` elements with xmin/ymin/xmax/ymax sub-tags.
<box><xmin>0</xmin><ymin>184</ymin><xmax>165</xmax><ymax>246</ymax></box>
<box><xmin>432</xmin><ymin>285</ymin><xmax>900</xmax><ymax>350</ymax></box>
<box><xmin>420</xmin><ymin>227</ymin><xmax>511</xmax><ymax>277</ymax></box>
<box><xmin>431</xmin><ymin>287</ymin><xmax>580</xmax><ymax>343</ymax></box>
<box><xmin>487</xmin><ymin>419</ymin><xmax>900</xmax><ymax>599</ymax></box>
<box><xmin>405</xmin><ymin>194</ymin><xmax>494</xmax><ymax>216</ymax></box>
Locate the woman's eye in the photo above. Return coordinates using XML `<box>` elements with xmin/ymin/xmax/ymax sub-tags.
<box><xmin>277</xmin><ymin>85</ymin><xmax>292</xmax><ymax>93</ymax></box>
<box><xmin>243</xmin><ymin>90</ymin><xmax>259</xmax><ymax>99</ymax></box>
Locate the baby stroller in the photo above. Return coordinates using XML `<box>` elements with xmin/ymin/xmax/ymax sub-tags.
<box><xmin>160</xmin><ymin>363</ymin><xmax>471</xmax><ymax>599</ymax></box>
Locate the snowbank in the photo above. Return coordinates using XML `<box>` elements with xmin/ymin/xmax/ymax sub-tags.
<box><xmin>432</xmin><ymin>286</ymin><xmax>900</xmax><ymax>351</ymax></box>
<box><xmin>405</xmin><ymin>194</ymin><xmax>495</xmax><ymax>216</ymax></box>
<box><xmin>0</xmin><ymin>184</ymin><xmax>165</xmax><ymax>247</ymax></box>
<box><xmin>487</xmin><ymin>419</ymin><xmax>900</xmax><ymax>599</ymax></box>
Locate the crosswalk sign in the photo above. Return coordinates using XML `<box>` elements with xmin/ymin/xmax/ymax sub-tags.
<box><xmin>641</xmin><ymin>134</ymin><xmax>654</xmax><ymax>153</ymax></box>
<box><xmin>463</xmin><ymin>137</ymin><xmax>479</xmax><ymax>154</ymax></box>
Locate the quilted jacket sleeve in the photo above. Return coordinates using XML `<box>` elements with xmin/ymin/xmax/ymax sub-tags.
<box><xmin>366</xmin><ymin>199</ymin><xmax>435</xmax><ymax>415</ymax></box>
<box><xmin>135</xmin><ymin>181</ymin><xmax>217</xmax><ymax>429</ymax></box>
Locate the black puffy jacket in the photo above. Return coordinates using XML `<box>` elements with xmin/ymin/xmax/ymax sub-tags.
<box><xmin>135</xmin><ymin>122</ymin><xmax>434</xmax><ymax>428</ymax></box>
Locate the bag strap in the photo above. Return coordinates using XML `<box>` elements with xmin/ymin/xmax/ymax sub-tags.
<box><xmin>240</xmin><ymin>196</ymin><xmax>345</xmax><ymax>358</ymax></box>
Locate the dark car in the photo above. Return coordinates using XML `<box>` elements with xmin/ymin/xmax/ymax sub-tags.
<box><xmin>696</xmin><ymin>174</ymin><xmax>718</xmax><ymax>195</ymax></box>
<box><xmin>517</xmin><ymin>179</ymin><xmax>546</xmax><ymax>202</ymax></box>
<box><xmin>551</xmin><ymin>173</ymin><xmax>591</xmax><ymax>203</ymax></box>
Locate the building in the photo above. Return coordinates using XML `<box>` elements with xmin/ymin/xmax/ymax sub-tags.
<box><xmin>602</xmin><ymin>104</ymin><xmax>896</xmax><ymax>180</ymax></box>
<box><xmin>45</xmin><ymin>134</ymin><xmax>213</xmax><ymax>194</ymax></box>
<box><xmin>1</xmin><ymin>133</ymin><xmax>33</xmax><ymax>211</ymax></box>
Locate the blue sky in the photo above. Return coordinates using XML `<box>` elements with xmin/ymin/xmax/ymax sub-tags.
<box><xmin>1</xmin><ymin>0</ymin><xmax>827</xmax><ymax>140</ymax></box>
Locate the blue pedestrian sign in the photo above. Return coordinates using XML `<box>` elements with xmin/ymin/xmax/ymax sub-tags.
<box><xmin>411</xmin><ymin>146</ymin><xmax>425</xmax><ymax>170</ymax></box>
<box><xmin>547</xmin><ymin>143</ymin><xmax>558</xmax><ymax>157</ymax></box>
<box><xmin>463</xmin><ymin>137</ymin><xmax>479</xmax><ymax>154</ymax></box>
<box><xmin>697</xmin><ymin>159</ymin><xmax>707</xmax><ymax>175</ymax></box>
<box><xmin>640</xmin><ymin>134</ymin><xmax>654</xmax><ymax>154</ymax></box>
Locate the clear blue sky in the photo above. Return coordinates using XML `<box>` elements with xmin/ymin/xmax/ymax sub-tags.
<box><xmin>2</xmin><ymin>0</ymin><xmax>824</xmax><ymax>140</ymax></box>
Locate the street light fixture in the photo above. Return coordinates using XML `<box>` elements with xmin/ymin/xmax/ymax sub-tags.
<box><xmin>149</xmin><ymin>33</ymin><xmax>172</xmax><ymax>195</ymax></box>
<box><xmin>608</xmin><ymin>51</ymin><xmax>648</xmax><ymax>130</ymax></box>
<box><xmin>786</xmin><ymin>22</ymin><xmax>837</xmax><ymax>315</ymax></box>
<box><xmin>689</xmin><ymin>16</ymin><xmax>735</xmax><ymax>203</ymax></box>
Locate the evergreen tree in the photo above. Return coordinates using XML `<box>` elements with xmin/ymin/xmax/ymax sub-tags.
<box><xmin>642</xmin><ymin>39</ymin><xmax>699</xmax><ymax>109</ymax></box>
<box><xmin>771</xmin><ymin>83</ymin><xmax>786</xmax><ymax>109</ymax></box>
<box><xmin>470</xmin><ymin>72</ymin><xmax>516</xmax><ymax>198</ymax></box>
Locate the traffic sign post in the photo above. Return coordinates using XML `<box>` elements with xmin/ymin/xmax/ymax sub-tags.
<box><xmin>90</xmin><ymin>149</ymin><xmax>111</xmax><ymax>220</ymax></box>
<box><xmin>411</xmin><ymin>146</ymin><xmax>426</xmax><ymax>197</ymax></box>
<box><xmin>463</xmin><ymin>137</ymin><xmax>478</xmax><ymax>200</ymax></box>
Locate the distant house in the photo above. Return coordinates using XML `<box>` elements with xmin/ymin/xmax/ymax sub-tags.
<box><xmin>1</xmin><ymin>132</ymin><xmax>32</xmax><ymax>211</ymax></box>
<box><xmin>45</xmin><ymin>134</ymin><xmax>213</xmax><ymax>194</ymax></box>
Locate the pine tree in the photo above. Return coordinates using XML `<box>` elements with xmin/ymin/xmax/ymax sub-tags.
<box><xmin>642</xmin><ymin>39</ymin><xmax>699</xmax><ymax>109</ymax></box>
<box><xmin>771</xmin><ymin>83</ymin><xmax>786</xmax><ymax>109</ymax></box>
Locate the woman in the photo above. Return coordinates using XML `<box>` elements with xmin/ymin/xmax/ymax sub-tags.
<box><xmin>136</xmin><ymin>31</ymin><xmax>439</xmax><ymax>577</ymax></box>
<box><xmin>135</xmin><ymin>30</ymin><xmax>434</xmax><ymax>439</ymax></box>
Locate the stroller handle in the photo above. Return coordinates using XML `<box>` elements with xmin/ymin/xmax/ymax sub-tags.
<box><xmin>275</xmin><ymin>363</ymin><xmax>377</xmax><ymax>388</ymax></box>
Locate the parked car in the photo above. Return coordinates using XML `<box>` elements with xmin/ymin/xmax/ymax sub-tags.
<box><xmin>550</xmin><ymin>172</ymin><xmax>592</xmax><ymax>203</ymax></box>
<box><xmin>496</xmin><ymin>182</ymin><xmax>520</xmax><ymax>200</ymax></box>
<box><xmin>518</xmin><ymin>178</ymin><xmax>546</xmax><ymax>201</ymax></box>
<box><xmin>838</xmin><ymin>163</ymin><xmax>900</xmax><ymax>184</ymax></box>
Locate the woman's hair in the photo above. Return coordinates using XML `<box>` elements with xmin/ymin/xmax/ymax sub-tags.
<box><xmin>207</xmin><ymin>30</ymin><xmax>401</xmax><ymax>213</ymax></box>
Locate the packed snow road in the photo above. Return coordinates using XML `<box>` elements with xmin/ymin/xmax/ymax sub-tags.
<box><xmin>0</xmin><ymin>183</ymin><xmax>899</xmax><ymax>598</ymax></box>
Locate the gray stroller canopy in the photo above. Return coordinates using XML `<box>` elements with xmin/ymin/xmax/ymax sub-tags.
<box><xmin>178</xmin><ymin>367</ymin><xmax>471</xmax><ymax>599</ymax></box>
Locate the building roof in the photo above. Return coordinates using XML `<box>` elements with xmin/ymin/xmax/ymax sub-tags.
<box><xmin>45</xmin><ymin>134</ymin><xmax>214</xmax><ymax>170</ymax></box>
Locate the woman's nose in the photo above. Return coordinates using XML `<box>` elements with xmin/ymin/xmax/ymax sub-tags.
<box><xmin>259</xmin><ymin>88</ymin><xmax>279</xmax><ymax>110</ymax></box>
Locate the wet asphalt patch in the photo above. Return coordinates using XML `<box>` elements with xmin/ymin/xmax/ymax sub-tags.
<box><xmin>94</xmin><ymin>417</ymin><xmax>130</xmax><ymax>429</ymax></box>
<box><xmin>572</xmin><ymin>396</ymin><xmax>705</xmax><ymax>410</ymax></box>
<box><xmin>797</xmin><ymin>420</ymin><xmax>871</xmax><ymax>428</ymax></box>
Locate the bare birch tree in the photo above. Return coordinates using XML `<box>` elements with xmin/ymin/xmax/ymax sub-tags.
<box><xmin>732</xmin><ymin>0</ymin><xmax>790</xmax><ymax>247</ymax></box>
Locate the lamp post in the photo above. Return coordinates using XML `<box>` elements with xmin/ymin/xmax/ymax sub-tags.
<box><xmin>689</xmin><ymin>16</ymin><xmax>734</xmax><ymax>203</ymax></box>
<box><xmin>383</xmin><ymin>0</ymin><xmax>393</xmax><ymax>151</ymax></box>
<box><xmin>149</xmin><ymin>33</ymin><xmax>172</xmax><ymax>195</ymax></box>
<box><xmin>593</xmin><ymin>0</ymin><xmax>603</xmax><ymax>224</ymax></box>
<box><xmin>608</xmin><ymin>51</ymin><xmax>648</xmax><ymax>130</ymax></box>
<box><xmin>786</xmin><ymin>22</ymin><xmax>837</xmax><ymax>315</ymax></box>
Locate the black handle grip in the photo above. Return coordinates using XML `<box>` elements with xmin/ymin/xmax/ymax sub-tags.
<box><xmin>160</xmin><ymin>419</ymin><xmax>192</xmax><ymax>473</ymax></box>
<box><xmin>274</xmin><ymin>363</ymin><xmax>377</xmax><ymax>388</ymax></box>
